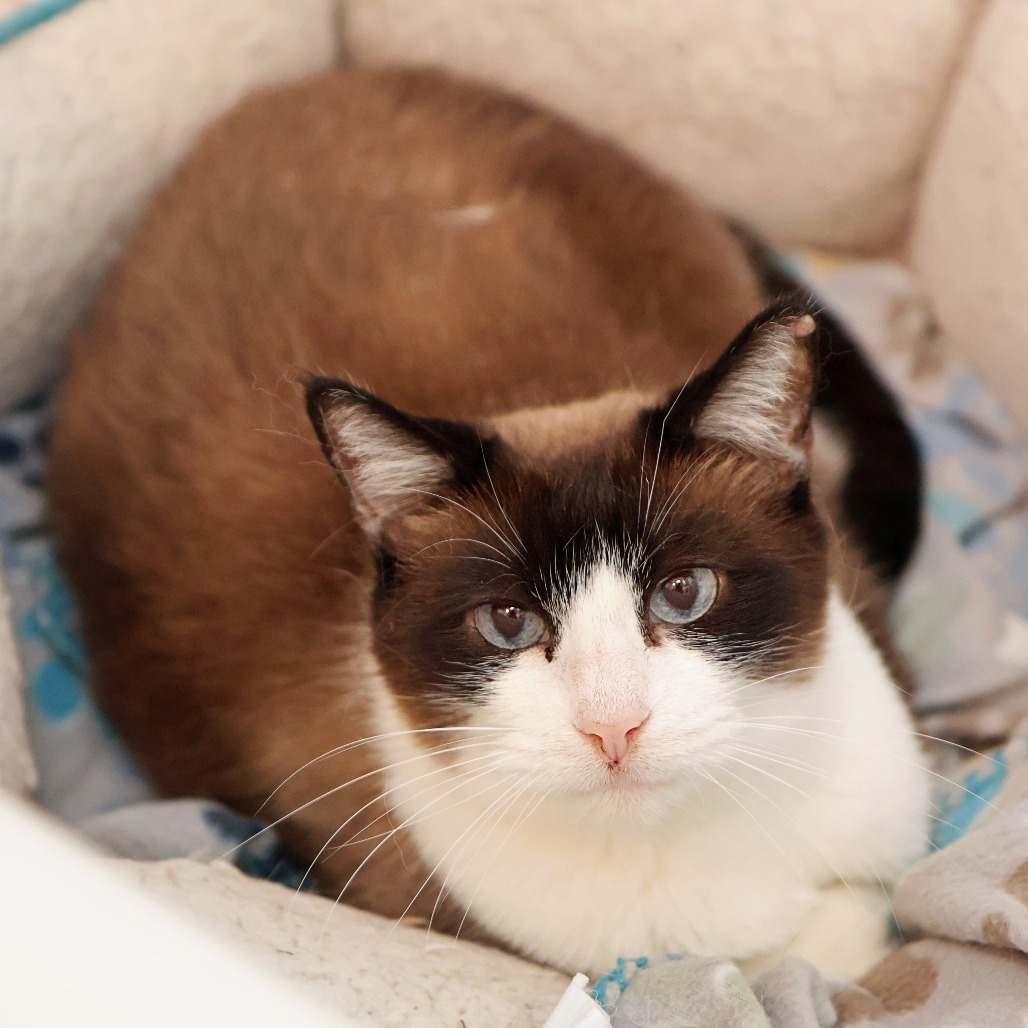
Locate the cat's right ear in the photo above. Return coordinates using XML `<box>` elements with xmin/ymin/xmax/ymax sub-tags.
<box><xmin>306</xmin><ymin>378</ymin><xmax>486</xmax><ymax>544</ymax></box>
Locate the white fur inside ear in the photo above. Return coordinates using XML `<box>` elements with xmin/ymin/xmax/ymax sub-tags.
<box><xmin>325</xmin><ymin>403</ymin><xmax>451</xmax><ymax>538</ymax></box>
<box><xmin>693</xmin><ymin>320</ymin><xmax>812</xmax><ymax>466</ymax></box>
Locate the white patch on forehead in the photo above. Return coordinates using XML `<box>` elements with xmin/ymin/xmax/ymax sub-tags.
<box><xmin>556</xmin><ymin>559</ymin><xmax>640</xmax><ymax>646</ymax></box>
<box><xmin>556</xmin><ymin>559</ymin><xmax>649</xmax><ymax>724</ymax></box>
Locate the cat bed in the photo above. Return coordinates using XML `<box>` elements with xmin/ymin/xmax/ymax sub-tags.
<box><xmin>4</xmin><ymin>0</ymin><xmax>1028</xmax><ymax>1024</ymax></box>
<box><xmin>0</xmin><ymin>0</ymin><xmax>339</xmax><ymax>413</ymax></box>
<box><xmin>3</xmin><ymin>255</ymin><xmax>1028</xmax><ymax>1026</ymax></box>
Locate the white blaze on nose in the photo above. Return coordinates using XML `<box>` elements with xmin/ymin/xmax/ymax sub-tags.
<box><xmin>559</xmin><ymin>561</ymin><xmax>651</xmax><ymax>761</ymax></box>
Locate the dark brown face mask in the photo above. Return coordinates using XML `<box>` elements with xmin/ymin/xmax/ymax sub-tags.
<box><xmin>304</xmin><ymin>303</ymin><xmax>829</xmax><ymax>724</ymax></box>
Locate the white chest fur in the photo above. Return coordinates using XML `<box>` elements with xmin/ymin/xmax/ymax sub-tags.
<box><xmin>372</xmin><ymin>592</ymin><xmax>930</xmax><ymax>979</ymax></box>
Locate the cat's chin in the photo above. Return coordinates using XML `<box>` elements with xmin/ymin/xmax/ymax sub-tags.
<box><xmin>554</xmin><ymin>771</ymin><xmax>699</xmax><ymax>827</ymax></box>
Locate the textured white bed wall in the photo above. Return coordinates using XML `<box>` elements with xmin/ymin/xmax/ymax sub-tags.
<box><xmin>911</xmin><ymin>0</ymin><xmax>1028</xmax><ymax>434</ymax></box>
<box><xmin>345</xmin><ymin>0</ymin><xmax>980</xmax><ymax>252</ymax></box>
<box><xmin>0</xmin><ymin>0</ymin><xmax>340</xmax><ymax>413</ymax></box>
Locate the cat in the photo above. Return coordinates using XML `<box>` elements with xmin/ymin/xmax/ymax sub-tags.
<box><xmin>47</xmin><ymin>66</ymin><xmax>931</xmax><ymax>980</ymax></box>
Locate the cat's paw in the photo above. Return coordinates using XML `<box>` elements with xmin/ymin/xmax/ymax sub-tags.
<box><xmin>781</xmin><ymin>882</ymin><xmax>896</xmax><ymax>982</ymax></box>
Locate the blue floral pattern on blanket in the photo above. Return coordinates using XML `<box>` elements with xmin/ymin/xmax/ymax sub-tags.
<box><xmin>931</xmin><ymin>747</ymin><xmax>1008</xmax><ymax>850</ymax></box>
<box><xmin>1</xmin><ymin>256</ymin><xmax>1026</xmax><ymax>885</ymax></box>
<box><xmin>0</xmin><ymin>1</ymin><xmax>90</xmax><ymax>50</ymax></box>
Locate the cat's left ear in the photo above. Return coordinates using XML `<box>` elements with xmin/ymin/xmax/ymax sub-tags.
<box><xmin>659</xmin><ymin>301</ymin><xmax>819</xmax><ymax>478</ymax></box>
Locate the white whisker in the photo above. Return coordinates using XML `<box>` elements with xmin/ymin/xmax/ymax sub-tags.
<box><xmin>421</xmin><ymin>776</ymin><xmax>531</xmax><ymax>939</ymax></box>
<box><xmin>728</xmin><ymin>666</ymin><xmax>823</xmax><ymax>697</ymax></box>
<box><xmin>478</xmin><ymin>437</ymin><xmax>525</xmax><ymax>553</ymax></box>
<box><xmin>253</xmin><ymin>726</ymin><xmax>508</xmax><ymax>817</ymax></box>
<box><xmin>325</xmin><ymin>771</ymin><xmax>522</xmax><ymax>938</ymax></box>
<box><xmin>740</xmin><ymin>721</ymin><xmax>1006</xmax><ymax>818</ymax></box>
<box><xmin>692</xmin><ymin>767</ymin><xmax>807</xmax><ymax>882</ymax></box>
<box><xmin>409</xmin><ymin>536</ymin><xmax>511</xmax><ymax>562</ymax></box>
<box><xmin>718</xmin><ymin>758</ymin><xmax>898</xmax><ymax>934</ymax></box>
<box><xmin>642</xmin><ymin>353</ymin><xmax>706</xmax><ymax>537</ymax></box>
<box><xmin>227</xmin><ymin>738</ymin><xmax>503</xmax><ymax>860</ymax></box>
<box><xmin>412</xmin><ymin>488</ymin><xmax>521</xmax><ymax>560</ymax></box>
<box><xmin>293</xmin><ymin>750</ymin><xmax>503</xmax><ymax>897</ymax></box>
<box><xmin>453</xmin><ymin>786</ymin><xmax>548</xmax><ymax>943</ymax></box>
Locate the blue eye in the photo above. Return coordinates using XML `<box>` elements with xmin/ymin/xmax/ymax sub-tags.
<box><xmin>649</xmin><ymin>569</ymin><xmax>718</xmax><ymax>625</ymax></box>
<box><xmin>473</xmin><ymin>604</ymin><xmax>547</xmax><ymax>650</ymax></box>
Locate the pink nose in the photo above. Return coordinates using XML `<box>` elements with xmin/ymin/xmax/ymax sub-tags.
<box><xmin>575</xmin><ymin>712</ymin><xmax>649</xmax><ymax>765</ymax></box>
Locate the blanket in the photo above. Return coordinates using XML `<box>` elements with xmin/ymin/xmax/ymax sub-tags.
<box><xmin>3</xmin><ymin>256</ymin><xmax>1028</xmax><ymax>1026</ymax></box>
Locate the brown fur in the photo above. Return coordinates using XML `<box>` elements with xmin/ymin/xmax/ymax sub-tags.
<box><xmin>47</xmin><ymin>66</ymin><xmax>898</xmax><ymax>931</ymax></box>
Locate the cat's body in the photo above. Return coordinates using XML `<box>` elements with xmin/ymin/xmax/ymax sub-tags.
<box><xmin>48</xmin><ymin>67</ymin><xmax>929</xmax><ymax>978</ymax></box>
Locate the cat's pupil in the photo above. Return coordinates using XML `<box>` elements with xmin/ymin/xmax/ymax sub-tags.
<box><xmin>662</xmin><ymin>575</ymin><xmax>698</xmax><ymax>612</ymax></box>
<box><xmin>491</xmin><ymin>605</ymin><xmax>527</xmax><ymax>640</ymax></box>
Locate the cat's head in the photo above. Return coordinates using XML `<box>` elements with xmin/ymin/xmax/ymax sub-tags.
<box><xmin>307</xmin><ymin>302</ymin><xmax>829</xmax><ymax>820</ymax></box>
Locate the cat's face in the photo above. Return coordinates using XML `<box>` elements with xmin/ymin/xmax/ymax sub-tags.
<box><xmin>309</xmin><ymin>305</ymin><xmax>828</xmax><ymax>820</ymax></box>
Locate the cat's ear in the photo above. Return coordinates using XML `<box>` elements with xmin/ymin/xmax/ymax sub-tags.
<box><xmin>306</xmin><ymin>378</ymin><xmax>484</xmax><ymax>543</ymax></box>
<box><xmin>660</xmin><ymin>301</ymin><xmax>819</xmax><ymax>477</ymax></box>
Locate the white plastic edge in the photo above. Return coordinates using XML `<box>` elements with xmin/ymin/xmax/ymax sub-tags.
<box><xmin>0</xmin><ymin>789</ymin><xmax>352</xmax><ymax>1028</ymax></box>
<box><xmin>541</xmin><ymin>973</ymin><xmax>611</xmax><ymax>1028</ymax></box>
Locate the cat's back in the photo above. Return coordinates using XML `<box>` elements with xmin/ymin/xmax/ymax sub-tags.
<box><xmin>77</xmin><ymin>66</ymin><xmax>757</xmax><ymax>420</ymax></box>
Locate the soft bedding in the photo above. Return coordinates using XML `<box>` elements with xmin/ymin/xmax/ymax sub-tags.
<box><xmin>3</xmin><ymin>256</ymin><xmax>1028</xmax><ymax>1026</ymax></box>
